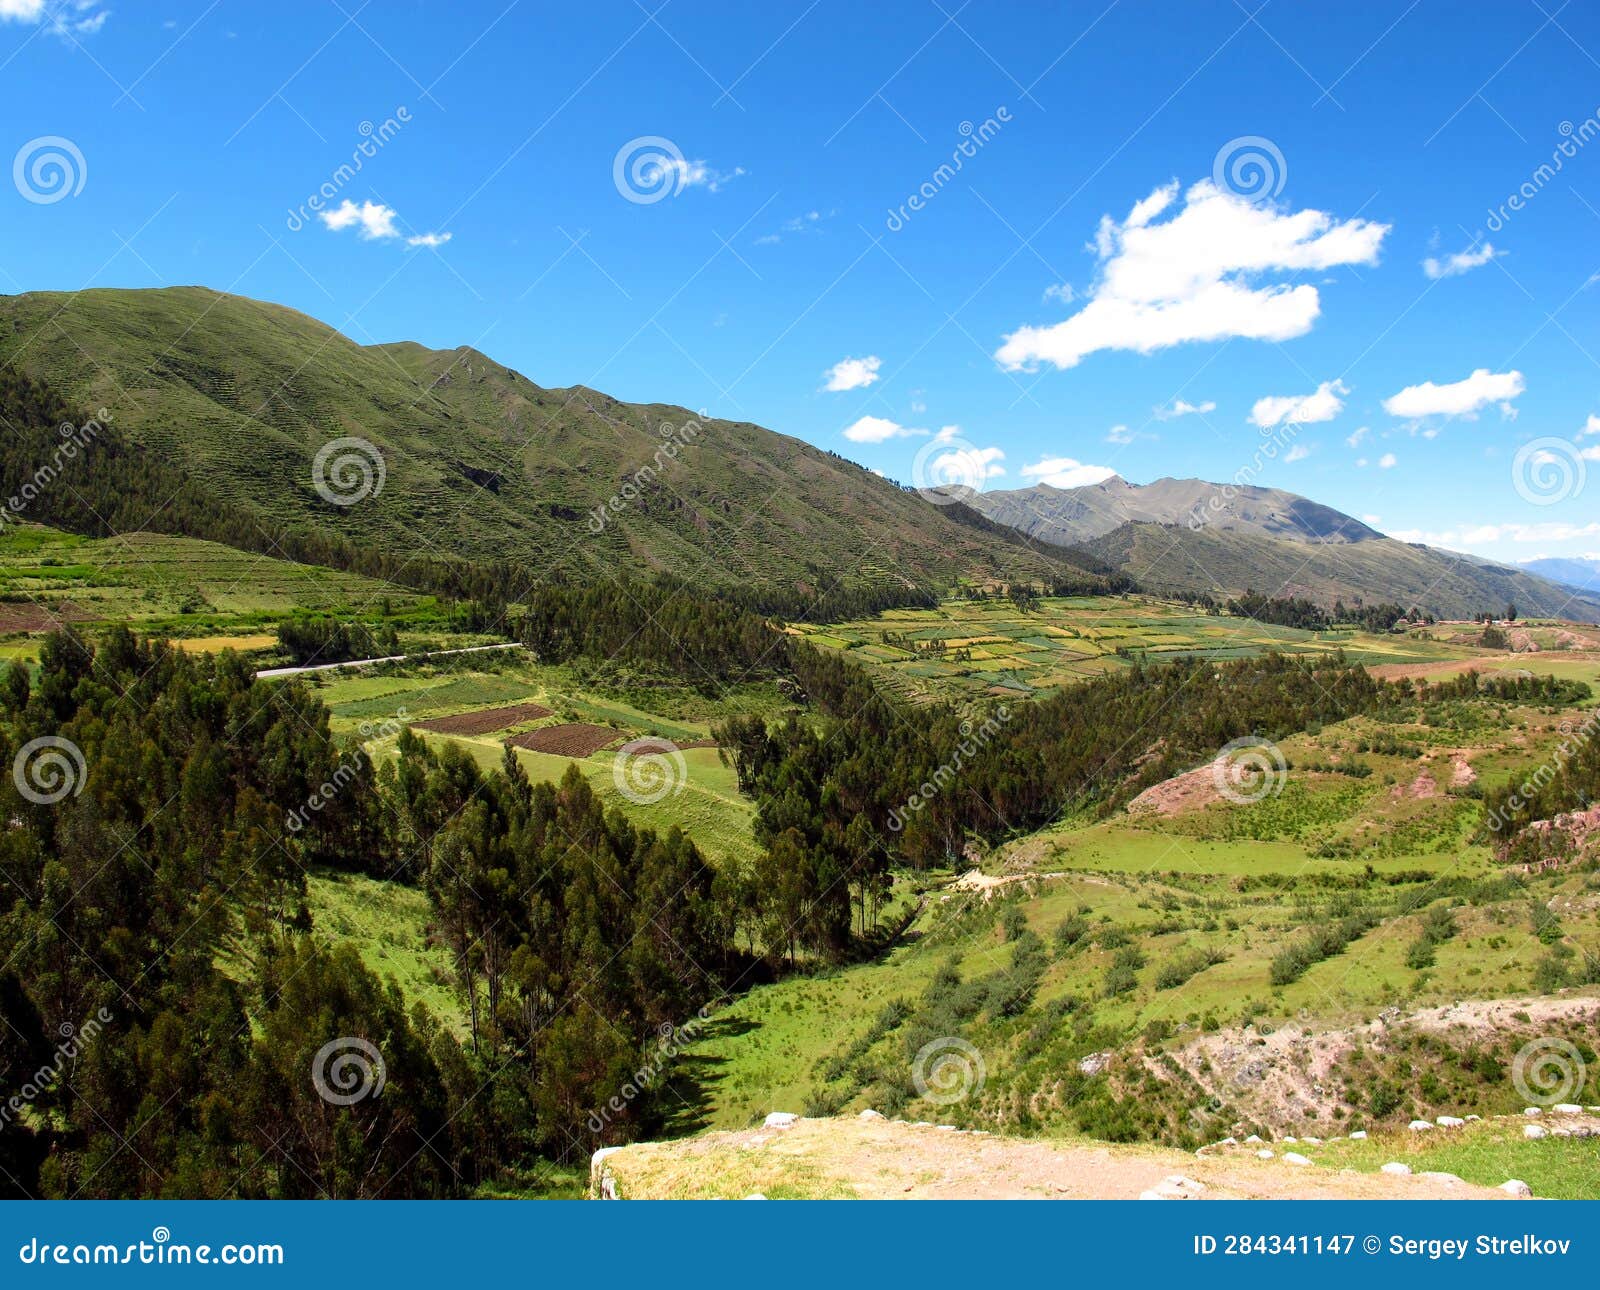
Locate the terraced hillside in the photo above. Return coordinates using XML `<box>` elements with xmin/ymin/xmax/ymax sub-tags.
<box><xmin>0</xmin><ymin>287</ymin><xmax>1095</xmax><ymax>608</ymax></box>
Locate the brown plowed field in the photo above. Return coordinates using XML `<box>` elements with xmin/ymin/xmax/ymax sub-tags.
<box><xmin>412</xmin><ymin>702</ymin><xmax>552</xmax><ymax>736</ymax></box>
<box><xmin>505</xmin><ymin>723</ymin><xmax>620</xmax><ymax>757</ymax></box>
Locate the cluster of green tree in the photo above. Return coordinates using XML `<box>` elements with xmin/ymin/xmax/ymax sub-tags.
<box><xmin>1227</xmin><ymin>591</ymin><xmax>1418</xmax><ymax>632</ymax></box>
<box><xmin>517</xmin><ymin>577</ymin><xmax>780</xmax><ymax>685</ymax></box>
<box><xmin>716</xmin><ymin>648</ymin><xmax>1395</xmax><ymax>918</ymax></box>
<box><xmin>0</xmin><ymin>629</ymin><xmax>742</xmax><ymax>1197</ymax></box>
<box><xmin>275</xmin><ymin>615</ymin><xmax>398</xmax><ymax>666</ymax></box>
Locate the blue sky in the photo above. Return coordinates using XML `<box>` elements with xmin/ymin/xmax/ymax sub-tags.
<box><xmin>3</xmin><ymin>0</ymin><xmax>1599</xmax><ymax>563</ymax></box>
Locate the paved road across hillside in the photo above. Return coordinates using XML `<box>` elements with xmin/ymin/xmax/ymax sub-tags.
<box><xmin>254</xmin><ymin>642</ymin><xmax>525</xmax><ymax>679</ymax></box>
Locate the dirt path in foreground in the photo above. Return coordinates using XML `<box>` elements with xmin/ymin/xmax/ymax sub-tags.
<box><xmin>595</xmin><ymin>1114</ymin><xmax>1512</xmax><ymax>1200</ymax></box>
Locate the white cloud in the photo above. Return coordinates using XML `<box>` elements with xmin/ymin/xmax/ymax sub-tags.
<box><xmin>842</xmin><ymin>415</ymin><xmax>925</xmax><ymax>444</ymax></box>
<box><xmin>1381</xmin><ymin>368</ymin><xmax>1524</xmax><ymax>420</ymax></box>
<box><xmin>1</xmin><ymin>0</ymin><xmax>108</xmax><ymax>34</ymax></box>
<box><xmin>1284</xmin><ymin>443</ymin><xmax>1311</xmax><ymax>463</ymax></box>
<box><xmin>1043</xmin><ymin>282</ymin><xmax>1076</xmax><ymax>305</ymax></box>
<box><xmin>322</xmin><ymin>200</ymin><xmax>399</xmax><ymax>239</ymax></box>
<box><xmin>1392</xmin><ymin>521</ymin><xmax>1600</xmax><ymax>548</ymax></box>
<box><xmin>756</xmin><ymin>208</ymin><xmax>831</xmax><ymax>245</ymax></box>
<box><xmin>1152</xmin><ymin>397</ymin><xmax>1215</xmax><ymax>420</ymax></box>
<box><xmin>1020</xmin><ymin>455</ymin><xmax>1118</xmax><ymax>488</ymax></box>
<box><xmin>1581</xmin><ymin>444</ymin><xmax>1600</xmax><ymax>462</ymax></box>
<box><xmin>1105</xmin><ymin>424</ymin><xmax>1134</xmax><ymax>445</ymax></box>
<box><xmin>1362</xmin><ymin>514</ymin><xmax>1381</xmax><ymax>525</ymax></box>
<box><xmin>319</xmin><ymin>200</ymin><xmax>450</xmax><ymax>248</ymax></box>
<box><xmin>1581</xmin><ymin>414</ymin><xmax>1600</xmax><ymax>438</ymax></box>
<box><xmin>1249</xmin><ymin>378</ymin><xmax>1348</xmax><ymax>428</ymax></box>
<box><xmin>648</xmin><ymin>157</ymin><xmax>744</xmax><ymax>194</ymax></box>
<box><xmin>933</xmin><ymin>444</ymin><xmax>1006</xmax><ymax>479</ymax></box>
<box><xmin>822</xmin><ymin>355</ymin><xmax>881</xmax><ymax>392</ymax></box>
<box><xmin>996</xmin><ymin>179</ymin><xmax>1389</xmax><ymax>371</ymax></box>
<box><xmin>1422</xmin><ymin>241</ymin><xmax>1501</xmax><ymax>280</ymax></box>
<box><xmin>1346</xmin><ymin>425</ymin><xmax>1370</xmax><ymax>448</ymax></box>
<box><xmin>1378</xmin><ymin>452</ymin><xmax>1397</xmax><ymax>469</ymax></box>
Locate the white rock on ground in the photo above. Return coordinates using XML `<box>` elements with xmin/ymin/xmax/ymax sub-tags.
<box><xmin>1436</xmin><ymin>1116</ymin><xmax>1464</xmax><ymax>1128</ymax></box>
<box><xmin>1349</xmin><ymin>1130</ymin><xmax>1368</xmax><ymax>1140</ymax></box>
<box><xmin>1140</xmin><ymin>1174</ymin><xmax>1208</xmax><ymax>1200</ymax></box>
<box><xmin>1409</xmin><ymin>1119</ymin><xmax>1434</xmax><ymax>1131</ymax></box>
<box><xmin>1500</xmin><ymin>1180</ymin><xmax>1533</xmax><ymax>1198</ymax></box>
<box><xmin>1553</xmin><ymin>1103</ymin><xmax>1582</xmax><ymax>1114</ymax></box>
<box><xmin>858</xmin><ymin>1109</ymin><xmax>884</xmax><ymax>1121</ymax></box>
<box><xmin>1381</xmin><ymin>1163</ymin><xmax>1412</xmax><ymax>1176</ymax></box>
<box><xmin>1256</xmin><ymin>1149</ymin><xmax>1274</xmax><ymax>1159</ymax></box>
<box><xmin>1524</xmin><ymin>1107</ymin><xmax>1543</xmax><ymax>1117</ymax></box>
<box><xmin>1524</xmin><ymin>1124</ymin><xmax>1547</xmax><ymax>1140</ymax></box>
<box><xmin>745</xmin><ymin>1193</ymin><xmax>767</xmax><ymax>1200</ymax></box>
<box><xmin>764</xmin><ymin>1112</ymin><xmax>800</xmax><ymax>1130</ymax></box>
<box><xmin>1245</xmin><ymin>1134</ymin><xmax>1263</xmax><ymax>1144</ymax></box>
<box><xmin>1465</xmin><ymin>1115</ymin><xmax>1480</xmax><ymax>1122</ymax></box>
<box><xmin>1283</xmin><ymin>1152</ymin><xmax>1311</xmax><ymax>1166</ymax></box>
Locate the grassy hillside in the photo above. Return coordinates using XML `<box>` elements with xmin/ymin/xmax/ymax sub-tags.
<box><xmin>675</xmin><ymin>675</ymin><xmax>1600</xmax><ymax>1171</ymax></box>
<box><xmin>1082</xmin><ymin>521</ymin><xmax>1600</xmax><ymax>621</ymax></box>
<box><xmin>0</xmin><ymin>286</ymin><xmax>1094</xmax><ymax>608</ymax></box>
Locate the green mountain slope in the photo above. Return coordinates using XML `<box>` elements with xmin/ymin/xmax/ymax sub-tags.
<box><xmin>1082</xmin><ymin>521</ymin><xmax>1600</xmax><ymax>621</ymax></box>
<box><xmin>0</xmin><ymin>286</ymin><xmax>1096</xmax><ymax>610</ymax></box>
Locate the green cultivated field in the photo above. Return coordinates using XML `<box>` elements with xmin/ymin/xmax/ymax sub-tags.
<box><xmin>789</xmin><ymin>594</ymin><xmax>1493</xmax><ymax>702</ymax></box>
<box><xmin>0</xmin><ymin>522</ymin><xmax>444</xmax><ymax>652</ymax></box>
<box><xmin>312</xmin><ymin>657</ymin><xmax>778</xmax><ymax>866</ymax></box>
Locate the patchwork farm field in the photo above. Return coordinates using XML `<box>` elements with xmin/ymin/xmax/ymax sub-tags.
<box><xmin>789</xmin><ymin>594</ymin><xmax>1495</xmax><ymax>702</ymax></box>
<box><xmin>308</xmin><ymin>656</ymin><xmax>781</xmax><ymax>865</ymax></box>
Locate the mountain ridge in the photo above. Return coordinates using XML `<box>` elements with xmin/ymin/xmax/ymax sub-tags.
<box><xmin>0</xmin><ymin>286</ymin><xmax>1102</xmax><ymax>613</ymax></box>
<box><xmin>955</xmin><ymin>480</ymin><xmax>1600</xmax><ymax>621</ymax></box>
